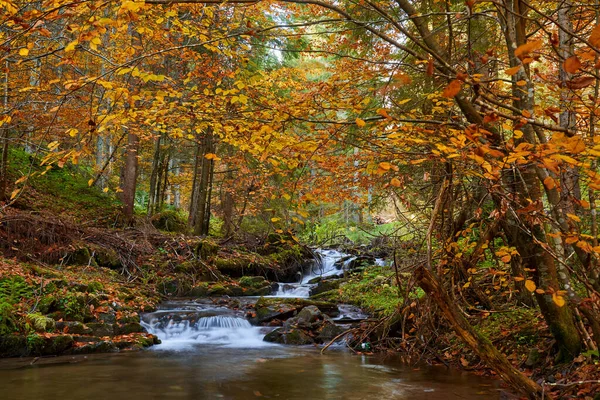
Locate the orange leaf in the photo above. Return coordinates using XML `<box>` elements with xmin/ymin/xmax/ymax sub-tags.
<box><xmin>567</xmin><ymin>76</ymin><xmax>595</xmax><ymax>89</ymax></box>
<box><xmin>543</xmin><ymin>176</ymin><xmax>556</xmax><ymax>190</ymax></box>
<box><xmin>514</xmin><ymin>40</ymin><xmax>542</xmax><ymax>58</ymax></box>
<box><xmin>390</xmin><ymin>177</ymin><xmax>402</xmax><ymax>187</ymax></box>
<box><xmin>563</xmin><ymin>56</ymin><xmax>582</xmax><ymax>74</ymax></box>
<box><xmin>525</xmin><ymin>280</ymin><xmax>536</xmax><ymax>292</ymax></box>
<box><xmin>505</xmin><ymin>65</ymin><xmax>521</xmax><ymax>76</ymax></box>
<box><xmin>552</xmin><ymin>293</ymin><xmax>566</xmax><ymax>307</ymax></box>
<box><xmin>426</xmin><ymin>58</ymin><xmax>434</xmax><ymax>76</ymax></box>
<box><xmin>442</xmin><ymin>80</ymin><xmax>462</xmax><ymax>98</ymax></box>
<box><xmin>589</xmin><ymin>24</ymin><xmax>600</xmax><ymax>48</ymax></box>
<box><xmin>355</xmin><ymin>118</ymin><xmax>366</xmax><ymax>127</ymax></box>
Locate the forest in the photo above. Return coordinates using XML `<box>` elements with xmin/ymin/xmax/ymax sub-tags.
<box><xmin>1</xmin><ymin>0</ymin><xmax>600</xmax><ymax>399</ymax></box>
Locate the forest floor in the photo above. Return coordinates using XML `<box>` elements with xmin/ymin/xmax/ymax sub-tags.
<box><xmin>0</xmin><ymin>153</ymin><xmax>598</xmax><ymax>399</ymax></box>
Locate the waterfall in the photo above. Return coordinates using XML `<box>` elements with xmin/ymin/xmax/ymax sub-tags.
<box><xmin>272</xmin><ymin>249</ymin><xmax>353</xmax><ymax>298</ymax></box>
<box><xmin>142</xmin><ymin>312</ymin><xmax>272</xmax><ymax>349</ymax></box>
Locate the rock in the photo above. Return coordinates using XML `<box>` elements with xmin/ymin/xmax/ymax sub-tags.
<box><xmin>525</xmin><ymin>348</ymin><xmax>541</xmax><ymax>367</ymax></box>
<box><xmin>263</xmin><ymin>328</ymin><xmax>314</xmax><ymax>345</ymax></box>
<box><xmin>0</xmin><ymin>335</ymin><xmax>28</xmax><ymax>357</ymax></box>
<box><xmin>115</xmin><ymin>322</ymin><xmax>144</xmax><ymax>335</ymax></box>
<box><xmin>86</xmin><ymin>322</ymin><xmax>114</xmax><ymax>337</ymax></box>
<box><xmin>73</xmin><ymin>336</ymin><xmax>101</xmax><ymax>343</ymax></box>
<box><xmin>55</xmin><ymin>321</ymin><xmax>92</xmax><ymax>335</ymax></box>
<box><xmin>254</xmin><ymin>301</ymin><xmax>298</xmax><ymax>324</ymax></box>
<box><xmin>307</xmin><ymin>276</ymin><xmax>322</xmax><ymax>284</ymax></box>
<box><xmin>207</xmin><ymin>284</ymin><xmax>232</xmax><ymax>296</ymax></box>
<box><xmin>68</xmin><ymin>340</ymin><xmax>118</xmax><ymax>355</ymax></box>
<box><xmin>97</xmin><ymin>311</ymin><xmax>116</xmax><ymax>324</ymax></box>
<box><xmin>46</xmin><ymin>335</ymin><xmax>74</xmax><ymax>354</ymax></box>
<box><xmin>291</xmin><ymin>305</ymin><xmax>323</xmax><ymax>329</ymax></box>
<box><xmin>310</xmin><ymin>280</ymin><xmax>340</xmax><ymax>297</ymax></box>
<box><xmin>189</xmin><ymin>284</ymin><xmax>210</xmax><ymax>297</ymax></box>
<box><xmin>316</xmin><ymin>322</ymin><xmax>344</xmax><ymax>342</ymax></box>
<box><xmin>195</xmin><ymin>239</ymin><xmax>220</xmax><ymax>259</ymax></box>
<box><xmin>253</xmin><ymin>297</ymin><xmax>339</xmax><ymax>324</ymax></box>
<box><xmin>347</xmin><ymin>256</ymin><xmax>375</xmax><ymax>270</ymax></box>
<box><xmin>333</xmin><ymin>255</ymin><xmax>354</xmax><ymax>269</ymax></box>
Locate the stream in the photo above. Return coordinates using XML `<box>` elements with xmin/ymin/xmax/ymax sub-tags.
<box><xmin>0</xmin><ymin>249</ymin><xmax>504</xmax><ymax>399</ymax></box>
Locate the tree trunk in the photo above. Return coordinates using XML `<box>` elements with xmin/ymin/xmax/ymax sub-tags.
<box><xmin>121</xmin><ymin>130</ymin><xmax>139</xmax><ymax>225</ymax></box>
<box><xmin>416</xmin><ymin>266</ymin><xmax>545</xmax><ymax>399</ymax></box>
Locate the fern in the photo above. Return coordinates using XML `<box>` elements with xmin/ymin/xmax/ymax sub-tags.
<box><xmin>0</xmin><ymin>276</ymin><xmax>33</xmax><ymax>304</ymax></box>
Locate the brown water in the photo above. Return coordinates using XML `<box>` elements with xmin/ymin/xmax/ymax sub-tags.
<box><xmin>0</xmin><ymin>345</ymin><xmax>502</xmax><ymax>400</ymax></box>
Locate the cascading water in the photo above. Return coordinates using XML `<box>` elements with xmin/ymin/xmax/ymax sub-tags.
<box><xmin>141</xmin><ymin>301</ymin><xmax>273</xmax><ymax>349</ymax></box>
<box><xmin>273</xmin><ymin>249</ymin><xmax>355</xmax><ymax>298</ymax></box>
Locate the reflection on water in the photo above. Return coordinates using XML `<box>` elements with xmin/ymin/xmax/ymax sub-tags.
<box><xmin>0</xmin><ymin>345</ymin><xmax>501</xmax><ymax>400</ymax></box>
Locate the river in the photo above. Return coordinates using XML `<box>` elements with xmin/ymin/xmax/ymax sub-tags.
<box><xmin>0</xmin><ymin>249</ymin><xmax>504</xmax><ymax>399</ymax></box>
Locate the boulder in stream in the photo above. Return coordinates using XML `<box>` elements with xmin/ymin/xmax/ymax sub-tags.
<box><xmin>263</xmin><ymin>306</ymin><xmax>344</xmax><ymax>345</ymax></box>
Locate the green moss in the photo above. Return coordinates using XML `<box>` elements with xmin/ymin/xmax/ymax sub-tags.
<box><xmin>336</xmin><ymin>267</ymin><xmax>402</xmax><ymax>316</ymax></box>
<box><xmin>195</xmin><ymin>239</ymin><xmax>220</xmax><ymax>260</ymax></box>
<box><xmin>7</xmin><ymin>148</ymin><xmax>119</xmax><ymax>221</ymax></box>
<box><xmin>151</xmin><ymin>210</ymin><xmax>187</xmax><ymax>233</ymax></box>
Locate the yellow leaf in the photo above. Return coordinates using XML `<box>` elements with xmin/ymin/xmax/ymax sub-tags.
<box><xmin>270</xmin><ymin>217</ymin><xmax>281</xmax><ymax>222</ymax></box>
<box><xmin>566</xmin><ymin>213</ymin><xmax>581</xmax><ymax>222</ymax></box>
<box><xmin>390</xmin><ymin>178</ymin><xmax>401</xmax><ymax>187</ymax></box>
<box><xmin>65</xmin><ymin>40</ymin><xmax>78</xmax><ymax>53</ymax></box>
<box><xmin>19</xmin><ymin>48</ymin><xmax>29</xmax><ymax>56</ymax></box>
<box><xmin>525</xmin><ymin>280</ymin><xmax>536</xmax><ymax>292</ymax></box>
<box><xmin>103</xmin><ymin>187</ymin><xmax>109</xmax><ymax>193</ymax></box>
<box><xmin>88</xmin><ymin>179</ymin><xmax>94</xmax><ymax>186</ymax></box>
<box><xmin>10</xmin><ymin>188</ymin><xmax>20</xmax><ymax>200</ymax></box>
<box><xmin>513</xmin><ymin>130</ymin><xmax>523</xmax><ymax>139</ymax></box>
<box><xmin>355</xmin><ymin>118</ymin><xmax>366</xmax><ymax>127</ymax></box>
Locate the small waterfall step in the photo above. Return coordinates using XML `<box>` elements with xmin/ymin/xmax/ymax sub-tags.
<box><xmin>141</xmin><ymin>304</ymin><xmax>272</xmax><ymax>349</ymax></box>
<box><xmin>273</xmin><ymin>248</ymin><xmax>354</xmax><ymax>298</ymax></box>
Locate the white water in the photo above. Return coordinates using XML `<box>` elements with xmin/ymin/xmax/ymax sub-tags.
<box><xmin>272</xmin><ymin>249</ymin><xmax>354</xmax><ymax>298</ymax></box>
<box><xmin>141</xmin><ymin>313</ymin><xmax>272</xmax><ymax>350</ymax></box>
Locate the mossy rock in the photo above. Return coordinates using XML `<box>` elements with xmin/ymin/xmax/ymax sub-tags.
<box><xmin>239</xmin><ymin>276</ymin><xmax>267</xmax><ymax>289</ymax></box>
<box><xmin>90</xmin><ymin>246</ymin><xmax>122</xmax><ymax>270</ymax></box>
<box><xmin>55</xmin><ymin>321</ymin><xmax>92</xmax><ymax>335</ymax></box>
<box><xmin>189</xmin><ymin>283</ymin><xmax>210</xmax><ymax>297</ymax></box>
<box><xmin>151</xmin><ymin>210</ymin><xmax>187</xmax><ymax>233</ymax></box>
<box><xmin>195</xmin><ymin>239</ymin><xmax>220</xmax><ymax>260</ymax></box>
<box><xmin>310</xmin><ymin>280</ymin><xmax>340</xmax><ymax>297</ymax></box>
<box><xmin>0</xmin><ymin>335</ymin><xmax>28</xmax><ymax>357</ymax></box>
<box><xmin>115</xmin><ymin>322</ymin><xmax>144</xmax><ymax>335</ymax></box>
<box><xmin>207</xmin><ymin>284</ymin><xmax>233</xmax><ymax>296</ymax></box>
<box><xmin>157</xmin><ymin>277</ymin><xmax>193</xmax><ymax>297</ymax></box>
<box><xmin>263</xmin><ymin>328</ymin><xmax>314</xmax><ymax>345</ymax></box>
<box><xmin>67</xmin><ymin>246</ymin><xmax>98</xmax><ymax>267</ymax></box>
<box><xmin>68</xmin><ymin>340</ymin><xmax>118</xmax><ymax>355</ymax></box>
<box><xmin>86</xmin><ymin>322</ymin><xmax>114</xmax><ymax>337</ymax></box>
